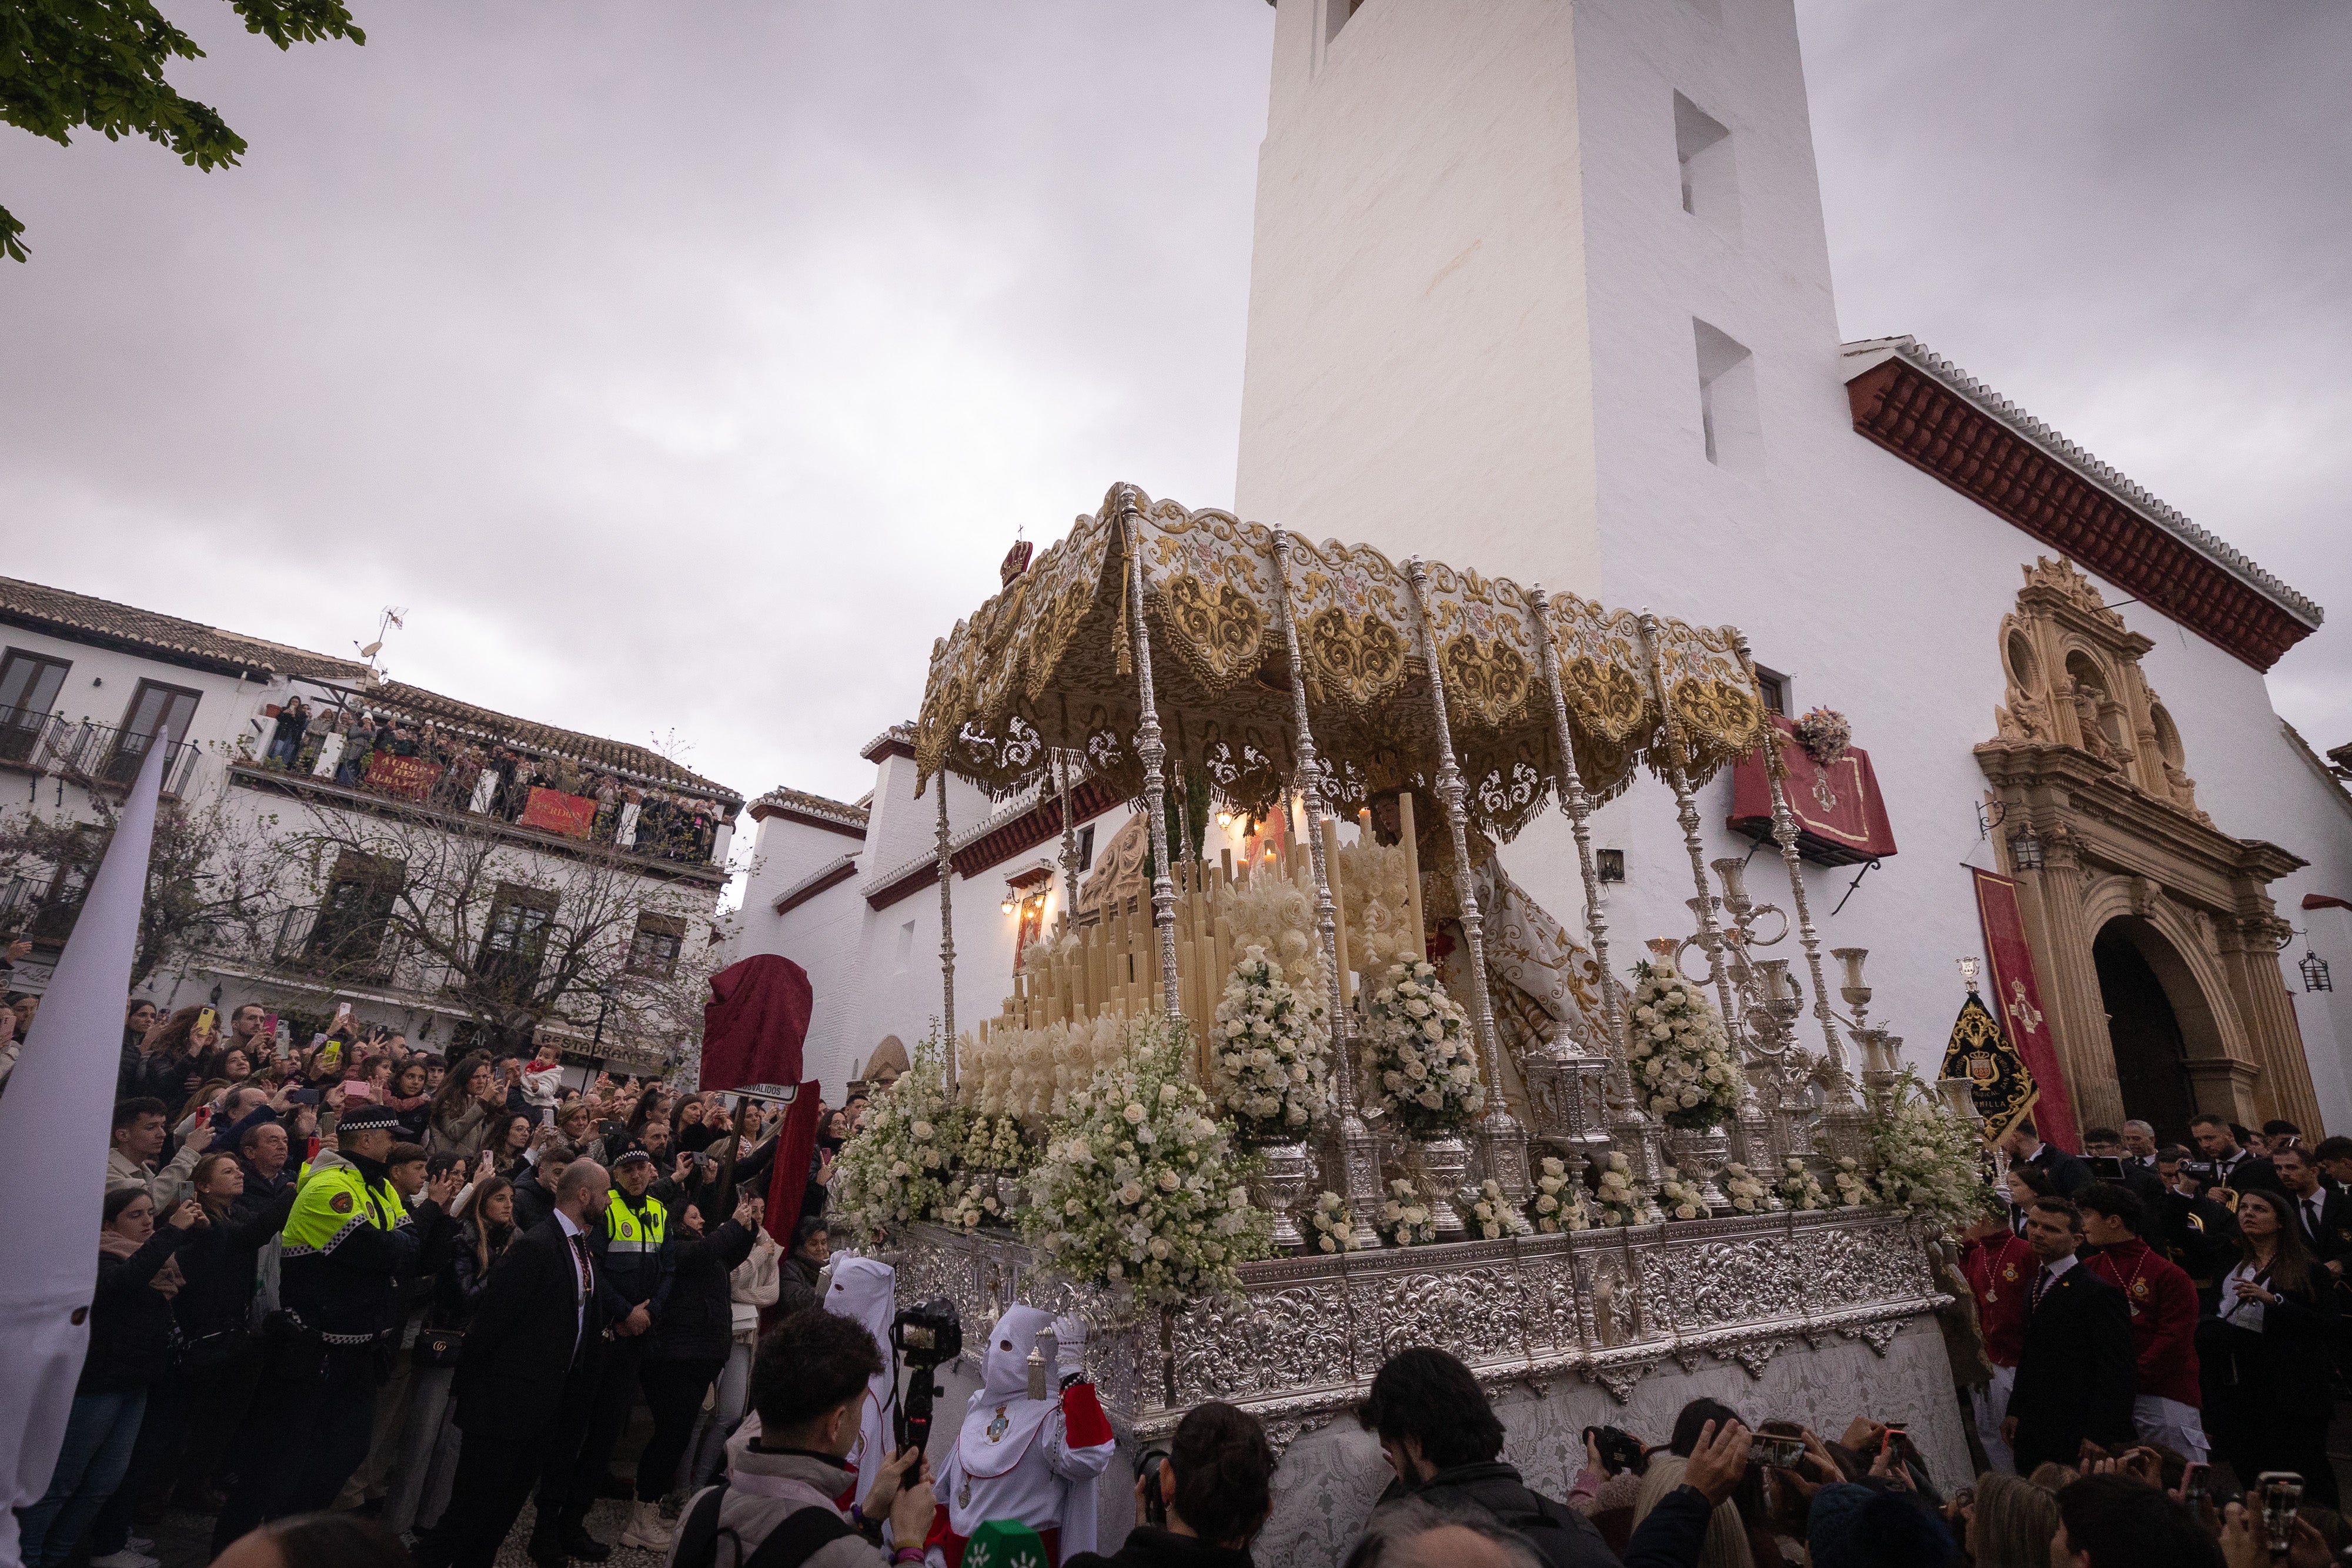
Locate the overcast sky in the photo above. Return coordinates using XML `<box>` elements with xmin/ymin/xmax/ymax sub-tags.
<box><xmin>6</xmin><ymin>2</ymin><xmax>2346</xmax><ymax>828</ymax></box>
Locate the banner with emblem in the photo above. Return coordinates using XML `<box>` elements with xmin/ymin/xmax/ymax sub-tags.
<box><xmin>1971</xmin><ymin>867</ymin><xmax>2080</xmax><ymax>1152</ymax></box>
<box><xmin>1940</xmin><ymin>987</ymin><xmax>2037</xmax><ymax>1148</ymax></box>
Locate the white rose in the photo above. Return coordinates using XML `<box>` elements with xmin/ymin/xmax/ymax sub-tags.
<box><xmin>1118</xmin><ymin>1182</ymin><xmax>1144</xmax><ymax>1205</ymax></box>
<box><xmin>1124</xmin><ymin>1103</ymin><xmax>1146</xmax><ymax>1124</ymax></box>
<box><xmin>911</xmin><ymin>1121</ymin><xmax>934</xmax><ymax>1140</ymax></box>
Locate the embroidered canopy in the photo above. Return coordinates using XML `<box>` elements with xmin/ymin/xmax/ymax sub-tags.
<box><xmin>913</xmin><ymin>485</ymin><xmax>1769</xmax><ymax>845</ymax></box>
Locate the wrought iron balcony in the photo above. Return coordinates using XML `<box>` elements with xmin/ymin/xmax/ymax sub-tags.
<box><xmin>55</xmin><ymin>721</ymin><xmax>201</xmax><ymax>798</ymax></box>
<box><xmin>0</xmin><ymin>705</ymin><xmax>73</xmax><ymax>774</ymax></box>
<box><xmin>270</xmin><ymin>903</ymin><xmax>405</xmax><ymax>985</ymax></box>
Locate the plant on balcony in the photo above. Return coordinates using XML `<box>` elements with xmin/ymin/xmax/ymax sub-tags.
<box><xmin>1793</xmin><ymin>706</ymin><xmax>1853</xmax><ymax>768</ymax></box>
<box><xmin>1364</xmin><ymin>958</ymin><xmax>1479</xmax><ymax>1138</ymax></box>
<box><xmin>1207</xmin><ymin>945</ymin><xmax>1329</xmax><ymax>1146</ymax></box>
<box><xmin>1625</xmin><ymin>961</ymin><xmax>1738</xmax><ymax>1132</ymax></box>
<box><xmin>1020</xmin><ymin>1015</ymin><xmax>1270</xmax><ymax>1313</ymax></box>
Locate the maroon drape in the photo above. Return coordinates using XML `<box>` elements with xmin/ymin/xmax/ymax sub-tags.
<box><xmin>761</xmin><ymin>1084</ymin><xmax>823</xmax><ymax>1247</ymax></box>
<box><xmin>700</xmin><ymin>954</ymin><xmax>812</xmax><ymax>1095</ymax></box>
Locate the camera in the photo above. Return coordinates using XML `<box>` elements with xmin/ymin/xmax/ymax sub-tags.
<box><xmin>891</xmin><ymin>1298</ymin><xmax>964</xmax><ymax>1456</ymax></box>
<box><xmin>1140</xmin><ymin>1450</ymin><xmax>1171</xmax><ymax>1529</ymax></box>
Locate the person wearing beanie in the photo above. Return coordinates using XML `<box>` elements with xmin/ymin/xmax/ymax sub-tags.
<box><xmin>211</xmin><ymin>1100</ymin><xmax>460</xmax><ymax>1553</ymax></box>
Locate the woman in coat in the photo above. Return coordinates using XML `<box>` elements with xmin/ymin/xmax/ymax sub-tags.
<box><xmin>99</xmin><ymin>1152</ymin><xmax>297</xmax><ymax>1526</ymax></box>
<box><xmin>2204</xmin><ymin>1185</ymin><xmax>2342</xmax><ymax>1503</ymax></box>
<box><xmin>619</xmin><ymin>1193</ymin><xmax>760</xmax><ymax>1551</ymax></box>
<box><xmin>425</xmin><ymin>1051</ymin><xmax>500</xmax><ymax>1158</ymax></box>
<box><xmin>387</xmin><ymin>1175</ymin><xmax>518</xmax><ymax>1539</ymax></box>
<box><xmin>683</xmin><ymin>1210</ymin><xmax>780</xmax><ymax>1489</ymax></box>
<box><xmin>18</xmin><ymin>1188</ymin><xmax>199</xmax><ymax>1567</ymax></box>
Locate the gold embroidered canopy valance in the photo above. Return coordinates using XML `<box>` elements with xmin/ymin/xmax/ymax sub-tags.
<box><xmin>913</xmin><ymin>484</ymin><xmax>1769</xmax><ymax>843</ymax></box>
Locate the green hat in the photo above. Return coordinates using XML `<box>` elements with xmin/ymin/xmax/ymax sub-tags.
<box><xmin>962</xmin><ymin>1519</ymin><xmax>1050</xmax><ymax>1568</ymax></box>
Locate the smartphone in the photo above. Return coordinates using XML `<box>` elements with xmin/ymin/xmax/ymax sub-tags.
<box><xmin>319</xmin><ymin>1041</ymin><xmax>342</xmax><ymax>1072</ymax></box>
<box><xmin>1140</xmin><ymin>1451</ymin><xmax>1170</xmax><ymax>1529</ymax></box>
<box><xmin>1879</xmin><ymin>1423</ymin><xmax>1907</xmax><ymax>1461</ymax></box>
<box><xmin>305</xmin><ymin>1135</ymin><xmax>322</xmax><ymax>1163</ymax></box>
<box><xmin>196</xmin><ymin>1006</ymin><xmax>216</xmax><ymax>1035</ymax></box>
<box><xmin>2180</xmin><ymin>1462</ymin><xmax>2208</xmax><ymax>1516</ymax></box>
<box><xmin>194</xmin><ymin>1105</ymin><xmax>212</xmax><ymax>1128</ymax></box>
<box><xmin>342</xmin><ymin>1082</ymin><xmax>372</xmax><ymax>1102</ymax></box>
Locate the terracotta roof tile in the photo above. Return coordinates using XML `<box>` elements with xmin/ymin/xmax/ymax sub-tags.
<box><xmin>0</xmin><ymin>575</ymin><xmax>371</xmax><ymax>683</ymax></box>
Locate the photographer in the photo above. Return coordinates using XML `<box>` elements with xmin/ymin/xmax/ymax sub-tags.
<box><xmin>1066</xmin><ymin>1401</ymin><xmax>1275</xmax><ymax>1568</ymax></box>
<box><xmin>671</xmin><ymin>1308</ymin><xmax>934</xmax><ymax>1568</ymax></box>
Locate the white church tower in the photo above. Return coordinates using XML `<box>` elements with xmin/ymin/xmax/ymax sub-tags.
<box><xmin>1233</xmin><ymin>0</ymin><xmax>2352</xmax><ymax>1139</ymax></box>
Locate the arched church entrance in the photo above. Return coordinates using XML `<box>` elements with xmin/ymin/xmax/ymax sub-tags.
<box><xmin>2092</xmin><ymin>917</ymin><xmax>2201</xmax><ymax>1141</ymax></box>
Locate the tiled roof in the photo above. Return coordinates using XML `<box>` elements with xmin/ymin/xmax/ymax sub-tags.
<box><xmin>369</xmin><ymin>681</ymin><xmax>742</xmax><ymax>803</ymax></box>
<box><xmin>0</xmin><ymin>575</ymin><xmax>372</xmax><ymax>683</ymax></box>
<box><xmin>860</xmin><ymin>723</ymin><xmax>917</xmax><ymax>763</ymax></box>
<box><xmin>750</xmin><ymin>784</ymin><xmax>870</xmax><ymax>832</ymax></box>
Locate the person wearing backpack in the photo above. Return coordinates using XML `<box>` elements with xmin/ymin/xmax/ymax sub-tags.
<box><xmin>668</xmin><ymin>1306</ymin><xmax>934</xmax><ymax>1568</ymax></box>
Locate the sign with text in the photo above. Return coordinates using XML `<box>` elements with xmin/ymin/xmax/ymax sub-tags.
<box><xmin>363</xmin><ymin>752</ymin><xmax>443</xmax><ymax>801</ymax></box>
<box><xmin>519</xmin><ymin>786</ymin><xmax>598</xmax><ymax>840</ymax></box>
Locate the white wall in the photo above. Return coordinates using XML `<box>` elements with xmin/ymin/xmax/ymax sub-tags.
<box><xmin>1231</xmin><ymin>0</ymin><xmax>2352</xmax><ymax>1132</ymax></box>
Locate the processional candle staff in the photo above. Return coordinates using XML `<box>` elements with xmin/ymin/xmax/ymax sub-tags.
<box><xmin>936</xmin><ymin>776</ymin><xmax>958</xmax><ymax>1093</ymax></box>
<box><xmin>1403</xmin><ymin>558</ymin><xmax>1531</xmax><ymax>1222</ymax></box>
<box><xmin>1116</xmin><ymin>490</ymin><xmax>1183</xmax><ymax>1019</ymax></box>
<box><xmin>1272</xmin><ymin>527</ymin><xmax>1384</xmax><ymax>1252</ymax></box>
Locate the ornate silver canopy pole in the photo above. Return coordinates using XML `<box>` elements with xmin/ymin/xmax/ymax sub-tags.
<box><xmin>1403</xmin><ymin>558</ymin><xmax>1531</xmax><ymax>1221</ymax></box>
<box><xmin>934</xmin><ymin>775</ymin><xmax>958</xmax><ymax>1095</ymax></box>
<box><xmin>1731</xmin><ymin>633</ymin><xmax>1862</xmax><ymax>1143</ymax></box>
<box><xmin>1530</xmin><ymin>587</ymin><xmax>1661</xmax><ymax>1205</ymax></box>
<box><xmin>1055</xmin><ymin>751</ymin><xmax>1084</xmax><ymax>922</ymax></box>
<box><xmin>1118</xmin><ymin>494</ymin><xmax>1183</xmax><ymax>1020</ymax></box>
<box><xmin>1271</xmin><ymin>528</ymin><xmax>1384</xmax><ymax>1251</ymax></box>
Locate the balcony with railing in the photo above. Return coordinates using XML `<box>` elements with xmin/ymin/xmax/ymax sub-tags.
<box><xmin>270</xmin><ymin>902</ymin><xmax>407</xmax><ymax>987</ymax></box>
<box><xmin>0</xmin><ymin>705</ymin><xmax>77</xmax><ymax>781</ymax></box>
<box><xmin>229</xmin><ymin>748</ymin><xmax>732</xmax><ymax>881</ymax></box>
<box><xmin>0</xmin><ymin>874</ymin><xmax>83</xmax><ymax>946</ymax></box>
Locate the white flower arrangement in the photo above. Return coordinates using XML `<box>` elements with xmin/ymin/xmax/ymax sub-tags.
<box><xmin>1530</xmin><ymin>1156</ymin><xmax>1588</xmax><ymax>1233</ymax></box>
<box><xmin>1656</xmin><ymin>1167</ymin><xmax>1709</xmax><ymax>1222</ymax></box>
<box><xmin>1364</xmin><ymin>959</ymin><xmax>1480</xmax><ymax>1138</ymax></box>
<box><xmin>1208</xmin><ymin>945</ymin><xmax>1330</xmax><ymax>1145</ymax></box>
<box><xmin>939</xmin><ymin>1172</ymin><xmax>996</xmax><ymax>1233</ymax></box>
<box><xmin>1377</xmin><ymin>1177</ymin><xmax>1437</xmax><ymax>1246</ymax></box>
<box><xmin>1592</xmin><ymin>1152</ymin><xmax>1645</xmax><ymax>1227</ymax></box>
<box><xmin>833</xmin><ymin>1031</ymin><xmax>960</xmax><ymax>1239</ymax></box>
<box><xmin>1469</xmin><ymin>1178</ymin><xmax>1512</xmax><ymax>1240</ymax></box>
<box><xmin>1625</xmin><ymin>961</ymin><xmax>1739</xmax><ymax>1132</ymax></box>
<box><xmin>1020</xmin><ymin>1015</ymin><xmax>1272</xmax><ymax>1313</ymax></box>
<box><xmin>1776</xmin><ymin>1157</ymin><xmax>1831</xmax><ymax>1212</ymax></box>
<box><xmin>1721</xmin><ymin>1162</ymin><xmax>1770</xmax><ymax>1215</ymax></box>
<box><xmin>1212</xmin><ymin>871</ymin><xmax>1327</xmax><ymax>994</ymax></box>
<box><xmin>1867</xmin><ymin>1069</ymin><xmax>2000</xmax><ymax>1235</ymax></box>
<box><xmin>1307</xmin><ymin>1191</ymin><xmax>1357</xmax><ymax>1253</ymax></box>
<box><xmin>964</xmin><ymin>1015</ymin><xmax>1131</xmax><ymax>1122</ymax></box>
<box><xmin>1829</xmin><ymin>1155</ymin><xmax>1873</xmax><ymax>1208</ymax></box>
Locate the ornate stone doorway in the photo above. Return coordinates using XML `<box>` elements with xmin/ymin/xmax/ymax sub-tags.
<box><xmin>1976</xmin><ymin>559</ymin><xmax>2320</xmax><ymax>1136</ymax></box>
<box><xmin>2092</xmin><ymin>917</ymin><xmax>2201</xmax><ymax>1140</ymax></box>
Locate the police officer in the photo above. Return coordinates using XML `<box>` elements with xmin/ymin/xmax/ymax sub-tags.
<box><xmin>213</xmin><ymin>1101</ymin><xmax>458</xmax><ymax>1552</ymax></box>
<box><xmin>532</xmin><ymin>1144</ymin><xmax>670</xmax><ymax>1563</ymax></box>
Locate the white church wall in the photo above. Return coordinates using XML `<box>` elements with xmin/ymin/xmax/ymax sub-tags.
<box><xmin>1235</xmin><ymin>0</ymin><xmax>1603</xmax><ymax>587</ymax></box>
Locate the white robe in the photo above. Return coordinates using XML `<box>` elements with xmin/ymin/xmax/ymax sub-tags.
<box><xmin>823</xmin><ymin>1255</ymin><xmax>900</xmax><ymax>1509</ymax></box>
<box><xmin>931</xmin><ymin>1306</ymin><xmax>1112</xmax><ymax>1563</ymax></box>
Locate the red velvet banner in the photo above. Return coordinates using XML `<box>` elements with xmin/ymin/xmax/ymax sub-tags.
<box><xmin>1972</xmin><ymin>868</ymin><xmax>2079</xmax><ymax>1152</ymax></box>
<box><xmin>518</xmin><ymin>785</ymin><xmax>598</xmax><ymax>838</ymax></box>
<box><xmin>1728</xmin><ymin>717</ymin><xmax>1897</xmax><ymax>866</ymax></box>
<box><xmin>363</xmin><ymin>752</ymin><xmax>443</xmax><ymax>801</ymax></box>
<box><xmin>762</xmin><ymin>1084</ymin><xmax>821</xmax><ymax>1246</ymax></box>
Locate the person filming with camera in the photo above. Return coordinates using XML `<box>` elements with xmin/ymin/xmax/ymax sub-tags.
<box><xmin>670</xmin><ymin>1307</ymin><xmax>935</xmax><ymax>1568</ymax></box>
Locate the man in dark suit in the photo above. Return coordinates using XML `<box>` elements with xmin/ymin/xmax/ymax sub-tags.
<box><xmin>2190</xmin><ymin>1114</ymin><xmax>2277</xmax><ymax>1201</ymax></box>
<box><xmin>2002</xmin><ymin>1195</ymin><xmax>2136</xmax><ymax>1473</ymax></box>
<box><xmin>2273</xmin><ymin>1144</ymin><xmax>2352</xmax><ymax>1276</ymax></box>
<box><xmin>2002</xmin><ymin>1116</ymin><xmax>2093</xmax><ymax>1196</ymax></box>
<box><xmin>2083</xmin><ymin>1127</ymin><xmax>2167</xmax><ymax>1211</ymax></box>
<box><xmin>422</xmin><ymin>1159</ymin><xmax>616</xmax><ymax>1568</ymax></box>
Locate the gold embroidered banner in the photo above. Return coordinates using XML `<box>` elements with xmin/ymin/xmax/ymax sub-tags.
<box><xmin>1940</xmin><ymin>988</ymin><xmax>2037</xmax><ymax>1148</ymax></box>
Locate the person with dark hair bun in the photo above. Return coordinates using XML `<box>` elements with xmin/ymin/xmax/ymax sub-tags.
<box><xmin>1066</xmin><ymin>1401</ymin><xmax>1276</xmax><ymax>1567</ymax></box>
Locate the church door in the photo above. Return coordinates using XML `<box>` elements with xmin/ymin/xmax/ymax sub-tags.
<box><xmin>2092</xmin><ymin>919</ymin><xmax>2196</xmax><ymax>1142</ymax></box>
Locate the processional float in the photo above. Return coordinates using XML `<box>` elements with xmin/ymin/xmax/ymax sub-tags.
<box><xmin>889</xmin><ymin>485</ymin><xmax>1960</xmax><ymax>1526</ymax></box>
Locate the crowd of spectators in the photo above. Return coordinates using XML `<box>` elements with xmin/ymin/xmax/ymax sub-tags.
<box><xmin>18</xmin><ymin>987</ymin><xmax>2352</xmax><ymax>1568</ymax></box>
<box><xmin>258</xmin><ymin>695</ymin><xmax>724</xmax><ymax>862</ymax></box>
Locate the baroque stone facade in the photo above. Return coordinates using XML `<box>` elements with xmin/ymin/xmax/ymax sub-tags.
<box><xmin>1978</xmin><ymin>558</ymin><xmax>2318</xmax><ymax>1132</ymax></box>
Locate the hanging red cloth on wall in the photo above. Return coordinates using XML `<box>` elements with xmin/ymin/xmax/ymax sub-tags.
<box><xmin>1972</xmin><ymin>868</ymin><xmax>2080</xmax><ymax>1153</ymax></box>
<box><xmin>1728</xmin><ymin>716</ymin><xmax>1897</xmax><ymax>867</ymax></box>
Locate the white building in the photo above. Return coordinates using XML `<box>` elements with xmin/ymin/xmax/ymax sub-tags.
<box><xmin>0</xmin><ymin>576</ymin><xmax>742</xmax><ymax>1079</ymax></box>
<box><xmin>740</xmin><ymin>0</ymin><xmax>2352</xmax><ymax>1146</ymax></box>
<box><xmin>1227</xmin><ymin>0</ymin><xmax>2352</xmax><ymax>1139</ymax></box>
